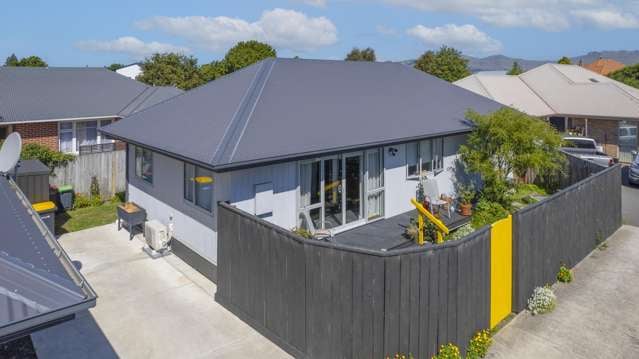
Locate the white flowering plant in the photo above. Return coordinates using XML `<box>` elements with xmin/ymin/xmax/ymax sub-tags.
<box><xmin>527</xmin><ymin>286</ymin><xmax>556</xmax><ymax>315</ymax></box>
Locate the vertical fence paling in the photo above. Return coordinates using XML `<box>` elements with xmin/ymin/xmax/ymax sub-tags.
<box><xmin>50</xmin><ymin>150</ymin><xmax>126</xmax><ymax>198</ymax></box>
<box><xmin>216</xmin><ymin>203</ymin><xmax>491</xmax><ymax>359</ymax></box>
<box><xmin>512</xmin><ymin>164</ymin><xmax>622</xmax><ymax>312</ymax></box>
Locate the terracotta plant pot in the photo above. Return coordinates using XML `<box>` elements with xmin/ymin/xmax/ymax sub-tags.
<box><xmin>460</xmin><ymin>203</ymin><xmax>472</xmax><ymax>216</ymax></box>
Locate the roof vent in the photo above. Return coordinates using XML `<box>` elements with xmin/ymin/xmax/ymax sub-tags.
<box><xmin>589</xmin><ymin>78</ymin><xmax>599</xmax><ymax>83</ymax></box>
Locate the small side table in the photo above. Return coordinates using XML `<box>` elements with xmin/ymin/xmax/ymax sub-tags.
<box><xmin>117</xmin><ymin>202</ymin><xmax>147</xmax><ymax>240</ymax></box>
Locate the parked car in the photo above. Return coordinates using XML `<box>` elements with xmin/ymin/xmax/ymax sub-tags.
<box><xmin>619</xmin><ymin>125</ymin><xmax>638</xmax><ymax>147</ymax></box>
<box><xmin>628</xmin><ymin>153</ymin><xmax>639</xmax><ymax>185</ymax></box>
<box><xmin>562</xmin><ymin>136</ymin><xmax>615</xmax><ymax>167</ymax></box>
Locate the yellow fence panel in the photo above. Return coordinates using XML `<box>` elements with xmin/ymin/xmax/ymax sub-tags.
<box><xmin>490</xmin><ymin>215</ymin><xmax>512</xmax><ymax>328</ymax></box>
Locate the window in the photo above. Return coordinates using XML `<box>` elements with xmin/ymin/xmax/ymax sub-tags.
<box><xmin>59</xmin><ymin>122</ymin><xmax>74</xmax><ymax>153</ymax></box>
<box><xmin>99</xmin><ymin>120</ymin><xmax>114</xmax><ymax>143</ymax></box>
<box><xmin>76</xmin><ymin>120</ymin><xmax>98</xmax><ymax>151</ymax></box>
<box><xmin>135</xmin><ymin>146</ymin><xmax>153</xmax><ymax>184</ymax></box>
<box><xmin>184</xmin><ymin>163</ymin><xmax>214</xmax><ymax>212</ymax></box>
<box><xmin>406</xmin><ymin>138</ymin><xmax>444</xmax><ymax>178</ymax></box>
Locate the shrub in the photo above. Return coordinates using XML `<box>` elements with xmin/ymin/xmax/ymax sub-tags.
<box><xmin>386</xmin><ymin>354</ymin><xmax>414</xmax><ymax>359</ymax></box>
<box><xmin>446</xmin><ymin>223</ymin><xmax>475</xmax><ymax>242</ymax></box>
<box><xmin>527</xmin><ymin>286</ymin><xmax>556</xmax><ymax>315</ymax></box>
<box><xmin>110</xmin><ymin>191</ymin><xmax>126</xmax><ymax>204</ymax></box>
<box><xmin>471</xmin><ymin>199</ymin><xmax>509</xmax><ymax>229</ymax></box>
<box><xmin>405</xmin><ymin>217</ymin><xmax>438</xmax><ymax>243</ymax></box>
<box><xmin>73</xmin><ymin>193</ymin><xmax>103</xmax><ymax>209</ymax></box>
<box><xmin>21</xmin><ymin>143</ymin><xmax>74</xmax><ymax>169</ymax></box>
<box><xmin>466</xmin><ymin>329</ymin><xmax>492</xmax><ymax>359</ymax></box>
<box><xmin>90</xmin><ymin>176</ymin><xmax>100</xmax><ymax>199</ymax></box>
<box><xmin>432</xmin><ymin>343</ymin><xmax>461</xmax><ymax>359</ymax></box>
<box><xmin>457</xmin><ymin>184</ymin><xmax>476</xmax><ymax>205</ymax></box>
<box><xmin>557</xmin><ymin>264</ymin><xmax>573</xmax><ymax>283</ymax></box>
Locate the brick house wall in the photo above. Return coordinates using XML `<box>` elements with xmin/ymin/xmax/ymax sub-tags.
<box><xmin>587</xmin><ymin>118</ymin><xmax>619</xmax><ymax>158</ymax></box>
<box><xmin>13</xmin><ymin>122</ymin><xmax>59</xmax><ymax>151</ymax></box>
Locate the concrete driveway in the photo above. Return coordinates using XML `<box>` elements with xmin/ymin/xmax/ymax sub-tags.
<box><xmin>488</xmin><ymin>225</ymin><xmax>639</xmax><ymax>359</ymax></box>
<box><xmin>31</xmin><ymin>223</ymin><xmax>290</xmax><ymax>359</ymax></box>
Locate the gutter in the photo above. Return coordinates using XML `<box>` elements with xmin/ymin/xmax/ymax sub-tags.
<box><xmin>0</xmin><ymin>115</ymin><xmax>119</xmax><ymax>126</ymax></box>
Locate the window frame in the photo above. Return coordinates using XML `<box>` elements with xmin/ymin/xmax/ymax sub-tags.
<box><xmin>134</xmin><ymin>146</ymin><xmax>154</xmax><ymax>184</ymax></box>
<box><xmin>183</xmin><ymin>162</ymin><xmax>214</xmax><ymax>213</ymax></box>
<box><xmin>406</xmin><ymin>137</ymin><xmax>445</xmax><ymax>179</ymax></box>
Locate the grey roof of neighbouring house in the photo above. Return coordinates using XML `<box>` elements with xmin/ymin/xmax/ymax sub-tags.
<box><xmin>0</xmin><ymin>67</ymin><xmax>183</xmax><ymax>123</ymax></box>
<box><xmin>0</xmin><ymin>175</ymin><xmax>96</xmax><ymax>342</ymax></box>
<box><xmin>101</xmin><ymin>58</ymin><xmax>502</xmax><ymax>170</ymax></box>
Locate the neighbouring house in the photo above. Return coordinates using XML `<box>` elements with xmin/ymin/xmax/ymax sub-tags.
<box><xmin>0</xmin><ymin>67</ymin><xmax>182</xmax><ymax>154</ymax></box>
<box><xmin>583</xmin><ymin>58</ymin><xmax>625</xmax><ymax>75</ymax></box>
<box><xmin>115</xmin><ymin>63</ymin><xmax>142</xmax><ymax>80</ymax></box>
<box><xmin>455</xmin><ymin>63</ymin><xmax>639</xmax><ymax>162</ymax></box>
<box><xmin>101</xmin><ymin>58</ymin><xmax>501</xmax><ymax>280</ymax></box>
<box><xmin>0</xmin><ymin>172</ymin><xmax>96</xmax><ymax>342</ymax></box>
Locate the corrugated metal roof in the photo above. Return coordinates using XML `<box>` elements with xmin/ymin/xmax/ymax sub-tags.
<box><xmin>0</xmin><ymin>175</ymin><xmax>96</xmax><ymax>341</ymax></box>
<box><xmin>102</xmin><ymin>58</ymin><xmax>502</xmax><ymax>170</ymax></box>
<box><xmin>455</xmin><ymin>64</ymin><xmax>639</xmax><ymax>120</ymax></box>
<box><xmin>0</xmin><ymin>67</ymin><xmax>182</xmax><ymax>123</ymax></box>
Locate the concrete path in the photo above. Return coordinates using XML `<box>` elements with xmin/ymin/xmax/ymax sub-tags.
<box><xmin>31</xmin><ymin>223</ymin><xmax>290</xmax><ymax>359</ymax></box>
<box><xmin>622</xmin><ymin>166</ymin><xmax>639</xmax><ymax>226</ymax></box>
<box><xmin>488</xmin><ymin>225</ymin><xmax>639</xmax><ymax>359</ymax></box>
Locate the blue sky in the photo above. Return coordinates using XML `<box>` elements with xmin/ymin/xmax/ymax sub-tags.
<box><xmin>2</xmin><ymin>0</ymin><xmax>639</xmax><ymax>66</ymax></box>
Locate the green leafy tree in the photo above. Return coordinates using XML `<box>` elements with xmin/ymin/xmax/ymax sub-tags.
<box><xmin>507</xmin><ymin>61</ymin><xmax>524</xmax><ymax>75</ymax></box>
<box><xmin>222</xmin><ymin>40</ymin><xmax>276</xmax><ymax>74</ymax></box>
<box><xmin>345</xmin><ymin>47</ymin><xmax>376</xmax><ymax>62</ymax></box>
<box><xmin>199</xmin><ymin>60</ymin><xmax>228</xmax><ymax>83</ymax></box>
<box><xmin>608</xmin><ymin>63</ymin><xmax>639</xmax><ymax>89</ymax></box>
<box><xmin>459</xmin><ymin>108</ymin><xmax>564</xmax><ymax>206</ymax></box>
<box><xmin>4</xmin><ymin>53</ymin><xmax>19</xmax><ymax>66</ymax></box>
<box><xmin>137</xmin><ymin>53</ymin><xmax>203</xmax><ymax>90</ymax></box>
<box><xmin>107</xmin><ymin>63</ymin><xmax>125</xmax><ymax>71</ymax></box>
<box><xmin>414</xmin><ymin>46</ymin><xmax>470</xmax><ymax>82</ymax></box>
<box><xmin>557</xmin><ymin>56</ymin><xmax>572</xmax><ymax>65</ymax></box>
<box><xmin>17</xmin><ymin>56</ymin><xmax>47</xmax><ymax>67</ymax></box>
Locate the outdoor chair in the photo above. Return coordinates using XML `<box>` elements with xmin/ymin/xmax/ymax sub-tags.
<box><xmin>422</xmin><ymin>178</ymin><xmax>451</xmax><ymax>218</ymax></box>
<box><xmin>298</xmin><ymin>211</ymin><xmax>332</xmax><ymax>241</ymax></box>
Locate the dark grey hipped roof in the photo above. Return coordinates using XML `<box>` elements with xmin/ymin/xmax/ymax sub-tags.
<box><xmin>0</xmin><ymin>67</ymin><xmax>182</xmax><ymax>123</ymax></box>
<box><xmin>0</xmin><ymin>176</ymin><xmax>96</xmax><ymax>342</ymax></box>
<box><xmin>102</xmin><ymin>58</ymin><xmax>502</xmax><ymax>170</ymax></box>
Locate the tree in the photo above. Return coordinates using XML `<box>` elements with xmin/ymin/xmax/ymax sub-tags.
<box><xmin>608</xmin><ymin>64</ymin><xmax>639</xmax><ymax>89</ymax></box>
<box><xmin>17</xmin><ymin>56</ymin><xmax>47</xmax><ymax>67</ymax></box>
<box><xmin>345</xmin><ymin>47</ymin><xmax>376</xmax><ymax>62</ymax></box>
<box><xmin>459</xmin><ymin>108</ymin><xmax>564</xmax><ymax>206</ymax></box>
<box><xmin>107</xmin><ymin>63</ymin><xmax>125</xmax><ymax>71</ymax></box>
<box><xmin>222</xmin><ymin>40</ymin><xmax>276</xmax><ymax>74</ymax></box>
<box><xmin>557</xmin><ymin>56</ymin><xmax>572</xmax><ymax>65</ymax></box>
<box><xmin>4</xmin><ymin>54</ymin><xmax>47</xmax><ymax>67</ymax></box>
<box><xmin>199</xmin><ymin>60</ymin><xmax>228</xmax><ymax>83</ymax></box>
<box><xmin>507</xmin><ymin>61</ymin><xmax>524</xmax><ymax>75</ymax></box>
<box><xmin>4</xmin><ymin>53</ymin><xmax>18</xmax><ymax>66</ymax></box>
<box><xmin>414</xmin><ymin>46</ymin><xmax>470</xmax><ymax>82</ymax></box>
<box><xmin>137</xmin><ymin>53</ymin><xmax>203</xmax><ymax>90</ymax></box>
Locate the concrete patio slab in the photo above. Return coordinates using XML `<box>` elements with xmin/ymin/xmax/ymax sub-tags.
<box><xmin>488</xmin><ymin>225</ymin><xmax>639</xmax><ymax>359</ymax></box>
<box><xmin>31</xmin><ymin>222</ymin><xmax>290</xmax><ymax>359</ymax></box>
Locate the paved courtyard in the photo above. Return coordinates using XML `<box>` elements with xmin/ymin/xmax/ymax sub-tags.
<box><xmin>488</xmin><ymin>225</ymin><xmax>639</xmax><ymax>359</ymax></box>
<box><xmin>31</xmin><ymin>223</ymin><xmax>290</xmax><ymax>359</ymax></box>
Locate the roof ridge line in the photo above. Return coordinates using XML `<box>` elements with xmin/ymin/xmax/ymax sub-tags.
<box><xmin>518</xmin><ymin>74</ymin><xmax>558</xmax><ymax>114</ymax></box>
<box><xmin>227</xmin><ymin>58</ymin><xmax>277</xmax><ymax>162</ymax></box>
<box><xmin>117</xmin><ymin>86</ymin><xmax>153</xmax><ymax>115</ymax></box>
<box><xmin>128</xmin><ymin>87</ymin><xmax>160</xmax><ymax>114</ymax></box>
<box><xmin>211</xmin><ymin>58</ymin><xmax>276</xmax><ymax>165</ymax></box>
<box><xmin>474</xmin><ymin>75</ymin><xmax>496</xmax><ymax>100</ymax></box>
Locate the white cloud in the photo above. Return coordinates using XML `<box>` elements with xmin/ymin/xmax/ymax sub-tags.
<box><xmin>407</xmin><ymin>24</ymin><xmax>502</xmax><ymax>55</ymax></box>
<box><xmin>76</xmin><ymin>36</ymin><xmax>190</xmax><ymax>58</ymax></box>
<box><xmin>135</xmin><ymin>8</ymin><xmax>338</xmax><ymax>53</ymax></box>
<box><xmin>572</xmin><ymin>9</ymin><xmax>639</xmax><ymax>28</ymax></box>
<box><xmin>291</xmin><ymin>0</ymin><xmax>327</xmax><ymax>7</ymax></box>
<box><xmin>384</xmin><ymin>0</ymin><xmax>639</xmax><ymax>30</ymax></box>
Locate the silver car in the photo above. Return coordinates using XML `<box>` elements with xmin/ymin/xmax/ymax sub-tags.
<box><xmin>629</xmin><ymin>154</ymin><xmax>639</xmax><ymax>185</ymax></box>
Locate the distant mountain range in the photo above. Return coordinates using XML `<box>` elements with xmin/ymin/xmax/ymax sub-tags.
<box><xmin>403</xmin><ymin>50</ymin><xmax>639</xmax><ymax>73</ymax></box>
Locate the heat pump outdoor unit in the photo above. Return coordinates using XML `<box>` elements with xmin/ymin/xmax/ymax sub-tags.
<box><xmin>144</xmin><ymin>220</ymin><xmax>169</xmax><ymax>251</ymax></box>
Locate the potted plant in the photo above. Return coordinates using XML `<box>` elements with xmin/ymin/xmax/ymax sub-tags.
<box><xmin>458</xmin><ymin>184</ymin><xmax>475</xmax><ymax>216</ymax></box>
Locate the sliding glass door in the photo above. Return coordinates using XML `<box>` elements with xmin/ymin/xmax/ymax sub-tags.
<box><xmin>366</xmin><ymin>149</ymin><xmax>384</xmax><ymax>220</ymax></box>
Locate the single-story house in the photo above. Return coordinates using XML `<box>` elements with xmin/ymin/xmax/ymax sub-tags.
<box><xmin>454</xmin><ymin>63</ymin><xmax>639</xmax><ymax>162</ymax></box>
<box><xmin>0</xmin><ymin>67</ymin><xmax>181</xmax><ymax>154</ymax></box>
<box><xmin>115</xmin><ymin>63</ymin><xmax>142</xmax><ymax>80</ymax></box>
<box><xmin>0</xmin><ymin>172</ymin><xmax>96</xmax><ymax>342</ymax></box>
<box><xmin>101</xmin><ymin>58</ymin><xmax>501</xmax><ymax>280</ymax></box>
<box><xmin>583</xmin><ymin>58</ymin><xmax>625</xmax><ymax>76</ymax></box>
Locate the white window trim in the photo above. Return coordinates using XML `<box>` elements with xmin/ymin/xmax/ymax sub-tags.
<box><xmin>58</xmin><ymin>119</ymin><xmax>116</xmax><ymax>154</ymax></box>
<box><xmin>406</xmin><ymin>138</ymin><xmax>445</xmax><ymax>180</ymax></box>
<box><xmin>183</xmin><ymin>162</ymin><xmax>215</xmax><ymax>213</ymax></box>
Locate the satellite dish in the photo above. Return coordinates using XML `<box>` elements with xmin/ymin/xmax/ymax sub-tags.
<box><xmin>0</xmin><ymin>132</ymin><xmax>22</xmax><ymax>175</ymax></box>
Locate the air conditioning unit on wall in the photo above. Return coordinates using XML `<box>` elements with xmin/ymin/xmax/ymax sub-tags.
<box><xmin>144</xmin><ymin>220</ymin><xmax>169</xmax><ymax>252</ymax></box>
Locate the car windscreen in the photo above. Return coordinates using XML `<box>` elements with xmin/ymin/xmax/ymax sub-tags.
<box><xmin>565</xmin><ymin>139</ymin><xmax>595</xmax><ymax>149</ymax></box>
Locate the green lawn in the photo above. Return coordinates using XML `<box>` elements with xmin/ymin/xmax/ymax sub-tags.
<box><xmin>55</xmin><ymin>201</ymin><xmax>120</xmax><ymax>235</ymax></box>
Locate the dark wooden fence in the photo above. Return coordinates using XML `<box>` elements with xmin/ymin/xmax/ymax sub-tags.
<box><xmin>512</xmin><ymin>163</ymin><xmax>622</xmax><ymax>311</ymax></box>
<box><xmin>216</xmin><ymin>203</ymin><xmax>491</xmax><ymax>359</ymax></box>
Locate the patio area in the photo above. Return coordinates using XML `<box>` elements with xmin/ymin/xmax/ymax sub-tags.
<box><xmin>332</xmin><ymin>209</ymin><xmax>471</xmax><ymax>251</ymax></box>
